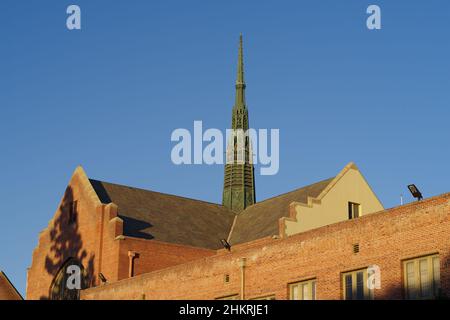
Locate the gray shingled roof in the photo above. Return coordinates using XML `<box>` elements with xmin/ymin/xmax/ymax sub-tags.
<box><xmin>89</xmin><ymin>180</ymin><xmax>236</xmax><ymax>250</ymax></box>
<box><xmin>89</xmin><ymin>177</ymin><xmax>334</xmax><ymax>250</ymax></box>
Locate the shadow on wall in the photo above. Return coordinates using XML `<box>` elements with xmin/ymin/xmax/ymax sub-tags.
<box><xmin>374</xmin><ymin>251</ymin><xmax>450</xmax><ymax>300</ymax></box>
<box><xmin>40</xmin><ymin>186</ymin><xmax>96</xmax><ymax>300</ymax></box>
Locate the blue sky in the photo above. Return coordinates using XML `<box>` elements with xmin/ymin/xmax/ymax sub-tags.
<box><xmin>0</xmin><ymin>0</ymin><xmax>449</xmax><ymax>296</ymax></box>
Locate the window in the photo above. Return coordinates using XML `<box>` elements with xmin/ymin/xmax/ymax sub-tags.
<box><xmin>289</xmin><ymin>279</ymin><xmax>316</xmax><ymax>300</ymax></box>
<box><xmin>216</xmin><ymin>294</ymin><xmax>239</xmax><ymax>300</ymax></box>
<box><xmin>50</xmin><ymin>258</ymin><xmax>87</xmax><ymax>300</ymax></box>
<box><xmin>403</xmin><ymin>254</ymin><xmax>440</xmax><ymax>299</ymax></box>
<box><xmin>68</xmin><ymin>201</ymin><xmax>78</xmax><ymax>225</ymax></box>
<box><xmin>348</xmin><ymin>202</ymin><xmax>360</xmax><ymax>220</ymax></box>
<box><xmin>342</xmin><ymin>269</ymin><xmax>373</xmax><ymax>300</ymax></box>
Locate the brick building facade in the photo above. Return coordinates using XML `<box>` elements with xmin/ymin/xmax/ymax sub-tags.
<box><xmin>80</xmin><ymin>193</ymin><xmax>450</xmax><ymax>300</ymax></box>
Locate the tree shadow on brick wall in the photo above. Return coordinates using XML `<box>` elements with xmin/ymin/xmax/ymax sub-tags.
<box><xmin>40</xmin><ymin>186</ymin><xmax>96</xmax><ymax>300</ymax></box>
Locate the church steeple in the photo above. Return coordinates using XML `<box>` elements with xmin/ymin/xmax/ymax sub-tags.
<box><xmin>235</xmin><ymin>34</ymin><xmax>246</xmax><ymax>108</ymax></box>
<box><xmin>222</xmin><ymin>35</ymin><xmax>256</xmax><ymax>213</ymax></box>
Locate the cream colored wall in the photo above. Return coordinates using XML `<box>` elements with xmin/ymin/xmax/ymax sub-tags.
<box><xmin>284</xmin><ymin>167</ymin><xmax>384</xmax><ymax>236</ymax></box>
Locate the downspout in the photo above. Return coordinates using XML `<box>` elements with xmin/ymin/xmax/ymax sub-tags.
<box><xmin>239</xmin><ymin>257</ymin><xmax>247</xmax><ymax>300</ymax></box>
<box><xmin>128</xmin><ymin>251</ymin><xmax>139</xmax><ymax>278</ymax></box>
<box><xmin>97</xmin><ymin>205</ymin><xmax>105</xmax><ymax>285</ymax></box>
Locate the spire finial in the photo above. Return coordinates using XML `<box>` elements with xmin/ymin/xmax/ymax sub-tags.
<box><xmin>237</xmin><ymin>34</ymin><xmax>244</xmax><ymax>85</ymax></box>
<box><xmin>235</xmin><ymin>34</ymin><xmax>246</xmax><ymax>107</ymax></box>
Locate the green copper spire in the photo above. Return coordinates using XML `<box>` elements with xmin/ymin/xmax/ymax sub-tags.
<box><xmin>222</xmin><ymin>35</ymin><xmax>256</xmax><ymax>213</ymax></box>
<box><xmin>235</xmin><ymin>34</ymin><xmax>246</xmax><ymax>108</ymax></box>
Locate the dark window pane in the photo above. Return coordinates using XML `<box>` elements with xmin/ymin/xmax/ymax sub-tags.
<box><xmin>345</xmin><ymin>275</ymin><xmax>353</xmax><ymax>300</ymax></box>
<box><xmin>356</xmin><ymin>272</ymin><xmax>364</xmax><ymax>300</ymax></box>
<box><xmin>348</xmin><ymin>202</ymin><xmax>352</xmax><ymax>219</ymax></box>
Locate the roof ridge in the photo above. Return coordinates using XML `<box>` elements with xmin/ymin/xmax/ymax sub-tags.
<box><xmin>89</xmin><ymin>178</ymin><xmax>231</xmax><ymax>210</ymax></box>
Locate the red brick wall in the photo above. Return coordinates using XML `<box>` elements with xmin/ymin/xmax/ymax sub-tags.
<box><xmin>0</xmin><ymin>272</ymin><xmax>22</xmax><ymax>300</ymax></box>
<box><xmin>81</xmin><ymin>193</ymin><xmax>450</xmax><ymax>300</ymax></box>
<box><xmin>26</xmin><ymin>170</ymin><xmax>117</xmax><ymax>299</ymax></box>
<box><xmin>26</xmin><ymin>168</ymin><xmax>216</xmax><ymax>299</ymax></box>
<box><xmin>117</xmin><ymin>237</ymin><xmax>215</xmax><ymax>280</ymax></box>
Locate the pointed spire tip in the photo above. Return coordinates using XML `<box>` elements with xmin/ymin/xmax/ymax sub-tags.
<box><xmin>235</xmin><ymin>33</ymin><xmax>246</xmax><ymax>106</ymax></box>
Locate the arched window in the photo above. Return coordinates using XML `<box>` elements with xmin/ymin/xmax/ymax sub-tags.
<box><xmin>49</xmin><ymin>258</ymin><xmax>88</xmax><ymax>300</ymax></box>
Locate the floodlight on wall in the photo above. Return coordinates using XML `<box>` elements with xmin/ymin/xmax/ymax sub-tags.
<box><xmin>220</xmin><ymin>239</ymin><xmax>231</xmax><ymax>251</ymax></box>
<box><xmin>407</xmin><ymin>184</ymin><xmax>423</xmax><ymax>201</ymax></box>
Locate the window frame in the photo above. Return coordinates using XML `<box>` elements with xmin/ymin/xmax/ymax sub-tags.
<box><xmin>341</xmin><ymin>268</ymin><xmax>374</xmax><ymax>300</ymax></box>
<box><xmin>403</xmin><ymin>254</ymin><xmax>440</xmax><ymax>300</ymax></box>
<box><xmin>348</xmin><ymin>202</ymin><xmax>361</xmax><ymax>220</ymax></box>
<box><xmin>288</xmin><ymin>278</ymin><xmax>317</xmax><ymax>300</ymax></box>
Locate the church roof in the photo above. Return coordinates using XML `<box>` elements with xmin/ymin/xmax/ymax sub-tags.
<box><xmin>88</xmin><ymin>176</ymin><xmax>334</xmax><ymax>250</ymax></box>
<box><xmin>89</xmin><ymin>179</ymin><xmax>236</xmax><ymax>249</ymax></box>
